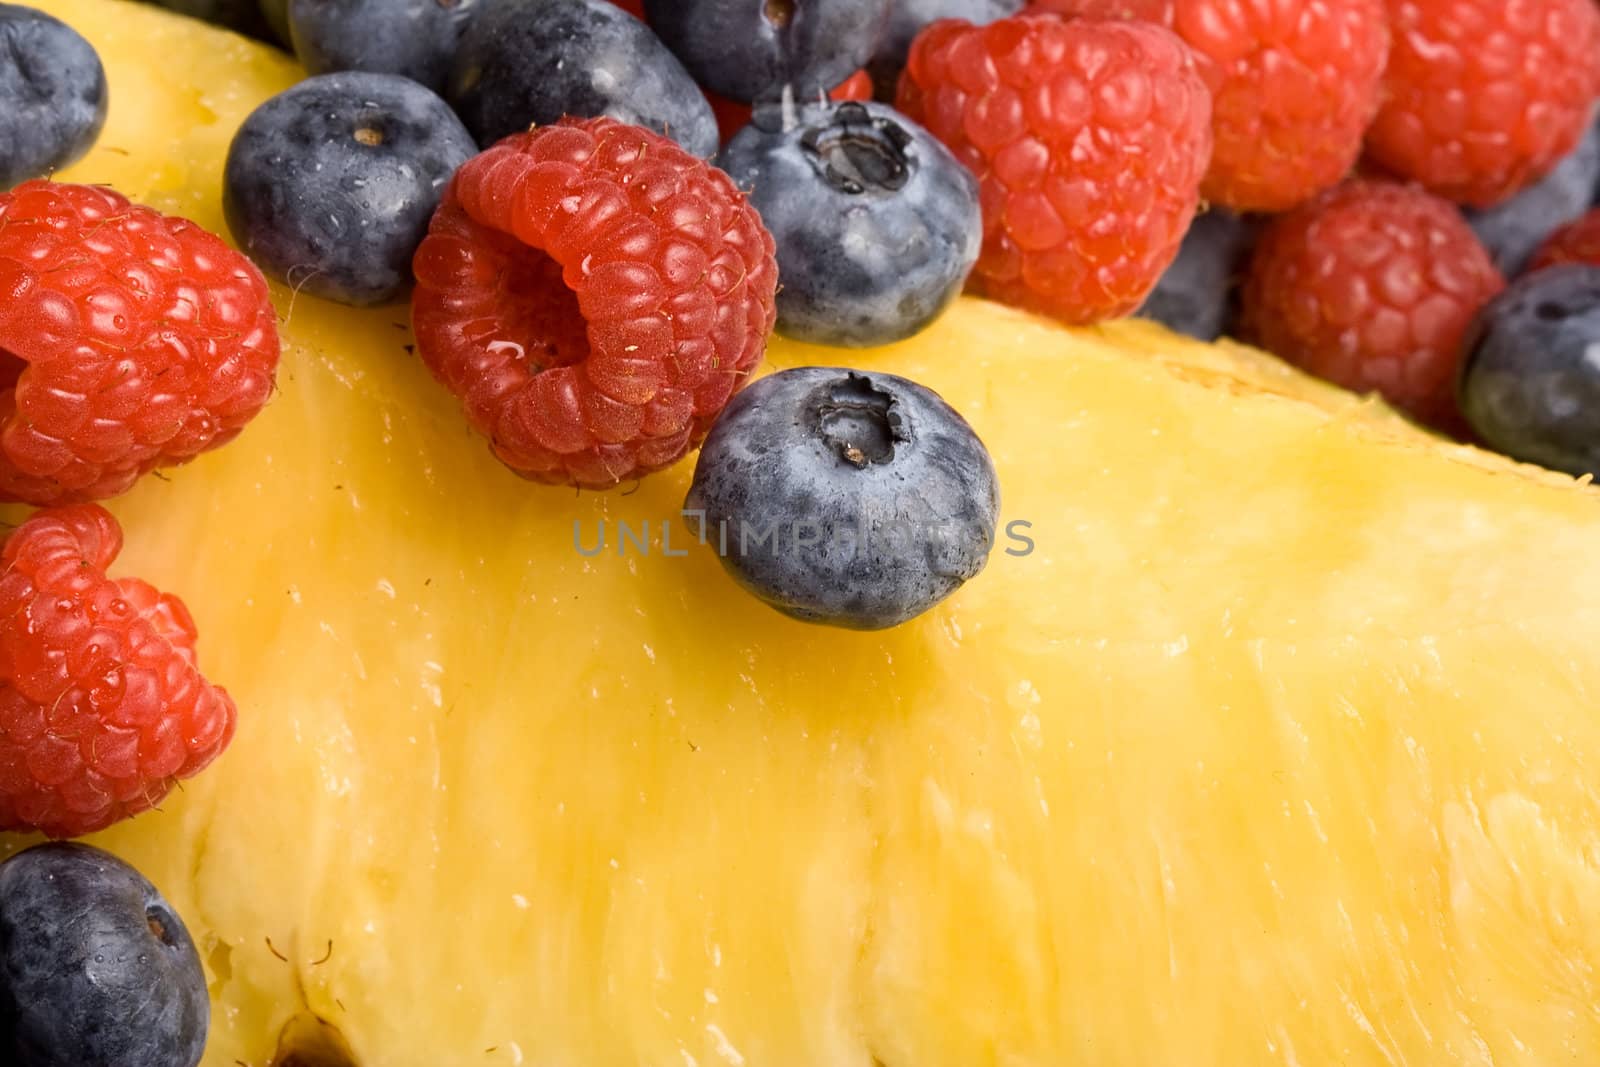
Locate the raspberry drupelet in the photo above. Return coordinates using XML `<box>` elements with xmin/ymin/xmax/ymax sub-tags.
<box><xmin>0</xmin><ymin>505</ymin><xmax>237</xmax><ymax>838</ymax></box>
<box><xmin>411</xmin><ymin>118</ymin><xmax>779</xmax><ymax>489</ymax></box>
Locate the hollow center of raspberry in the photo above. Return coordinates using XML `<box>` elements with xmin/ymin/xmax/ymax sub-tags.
<box><xmin>0</xmin><ymin>347</ymin><xmax>26</xmax><ymax>394</ymax></box>
<box><xmin>809</xmin><ymin>373</ymin><xmax>905</xmax><ymax>468</ymax></box>
<box><xmin>495</xmin><ymin>243</ymin><xmax>590</xmax><ymax>372</ymax></box>
<box><xmin>354</xmin><ymin>126</ymin><xmax>385</xmax><ymax>147</ymax></box>
<box><xmin>802</xmin><ymin>105</ymin><xmax>914</xmax><ymax>196</ymax></box>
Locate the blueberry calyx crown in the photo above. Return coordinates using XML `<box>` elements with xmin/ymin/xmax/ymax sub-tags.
<box><xmin>800</xmin><ymin>102</ymin><xmax>914</xmax><ymax>195</ymax></box>
<box><xmin>807</xmin><ymin>372</ymin><xmax>908</xmax><ymax>467</ymax></box>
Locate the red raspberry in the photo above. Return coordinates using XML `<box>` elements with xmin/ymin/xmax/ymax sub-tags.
<box><xmin>0</xmin><ymin>181</ymin><xmax>280</xmax><ymax>506</ymax></box>
<box><xmin>1241</xmin><ymin>179</ymin><xmax>1504</xmax><ymax>432</ymax></box>
<box><xmin>608</xmin><ymin>0</ymin><xmax>645</xmax><ymax>17</ymax></box>
<box><xmin>1366</xmin><ymin>0</ymin><xmax>1600</xmax><ymax>207</ymax></box>
<box><xmin>0</xmin><ymin>505</ymin><xmax>236</xmax><ymax>838</ymax></box>
<box><xmin>1176</xmin><ymin>0</ymin><xmax>1389</xmax><ymax>212</ymax></box>
<box><xmin>896</xmin><ymin>14</ymin><xmax>1212</xmax><ymax>324</ymax></box>
<box><xmin>1034</xmin><ymin>0</ymin><xmax>1389</xmax><ymax>212</ymax></box>
<box><xmin>412</xmin><ymin>118</ymin><xmax>778</xmax><ymax>488</ymax></box>
<box><xmin>706</xmin><ymin>69</ymin><xmax>874</xmax><ymax>144</ymax></box>
<box><xmin>1528</xmin><ymin>208</ymin><xmax>1600</xmax><ymax>269</ymax></box>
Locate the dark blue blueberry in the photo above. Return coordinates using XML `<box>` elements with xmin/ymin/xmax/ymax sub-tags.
<box><xmin>1466</xmin><ymin>112</ymin><xmax>1600</xmax><ymax>276</ymax></box>
<box><xmin>290</xmin><ymin>0</ymin><xmax>478</xmax><ymax>95</ymax></box>
<box><xmin>1138</xmin><ymin>208</ymin><xmax>1260</xmax><ymax>341</ymax></box>
<box><xmin>685</xmin><ymin>367</ymin><xmax>999</xmax><ymax>630</ymax></box>
<box><xmin>1459</xmin><ymin>264</ymin><xmax>1600</xmax><ymax>476</ymax></box>
<box><xmin>449</xmin><ymin>0</ymin><xmax>717</xmax><ymax>156</ymax></box>
<box><xmin>0</xmin><ymin>843</ymin><xmax>207</xmax><ymax>1067</ymax></box>
<box><xmin>0</xmin><ymin>4</ymin><xmax>107</xmax><ymax>189</ymax></box>
<box><xmin>645</xmin><ymin>0</ymin><xmax>891</xmax><ymax>104</ymax></box>
<box><xmin>867</xmin><ymin>0</ymin><xmax>1023</xmax><ymax>99</ymax></box>
<box><xmin>139</xmin><ymin>0</ymin><xmax>278</xmax><ymax>43</ymax></box>
<box><xmin>719</xmin><ymin>101</ymin><xmax>979</xmax><ymax>346</ymax></box>
<box><xmin>224</xmin><ymin>71</ymin><xmax>476</xmax><ymax>306</ymax></box>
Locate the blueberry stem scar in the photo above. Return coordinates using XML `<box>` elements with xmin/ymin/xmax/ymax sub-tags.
<box><xmin>800</xmin><ymin>102</ymin><xmax>913</xmax><ymax>193</ymax></box>
<box><xmin>808</xmin><ymin>372</ymin><xmax>905</xmax><ymax>467</ymax></box>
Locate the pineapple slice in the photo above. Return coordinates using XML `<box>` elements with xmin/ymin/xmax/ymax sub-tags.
<box><xmin>14</xmin><ymin>1</ymin><xmax>1600</xmax><ymax>1063</ymax></box>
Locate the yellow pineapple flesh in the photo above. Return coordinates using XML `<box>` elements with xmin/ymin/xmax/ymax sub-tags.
<box><xmin>14</xmin><ymin>1</ymin><xmax>1600</xmax><ymax>1063</ymax></box>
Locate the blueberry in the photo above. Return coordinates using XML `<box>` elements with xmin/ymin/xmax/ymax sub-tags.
<box><xmin>685</xmin><ymin>367</ymin><xmax>999</xmax><ymax>630</ymax></box>
<box><xmin>449</xmin><ymin>0</ymin><xmax>717</xmax><ymax>156</ymax></box>
<box><xmin>139</xmin><ymin>0</ymin><xmax>278</xmax><ymax>43</ymax></box>
<box><xmin>1466</xmin><ymin>112</ymin><xmax>1600</xmax><ymax>276</ymax></box>
<box><xmin>289</xmin><ymin>0</ymin><xmax>477</xmax><ymax>94</ymax></box>
<box><xmin>224</xmin><ymin>71</ymin><xmax>476</xmax><ymax>306</ymax></box>
<box><xmin>0</xmin><ymin>4</ymin><xmax>107</xmax><ymax>189</ymax></box>
<box><xmin>866</xmin><ymin>0</ymin><xmax>1023</xmax><ymax>99</ymax></box>
<box><xmin>718</xmin><ymin>101</ymin><xmax>979</xmax><ymax>346</ymax></box>
<box><xmin>645</xmin><ymin>0</ymin><xmax>891</xmax><ymax>104</ymax></box>
<box><xmin>1459</xmin><ymin>264</ymin><xmax>1600</xmax><ymax>476</ymax></box>
<box><xmin>0</xmin><ymin>843</ymin><xmax>207</xmax><ymax>1067</ymax></box>
<box><xmin>1138</xmin><ymin>209</ymin><xmax>1260</xmax><ymax>341</ymax></box>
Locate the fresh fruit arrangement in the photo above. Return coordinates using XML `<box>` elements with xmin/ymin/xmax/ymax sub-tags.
<box><xmin>2</xmin><ymin>0</ymin><xmax>1600</xmax><ymax>1063</ymax></box>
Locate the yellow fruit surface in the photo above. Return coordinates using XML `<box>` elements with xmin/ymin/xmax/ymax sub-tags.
<box><xmin>13</xmin><ymin>2</ymin><xmax>1600</xmax><ymax>1064</ymax></box>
